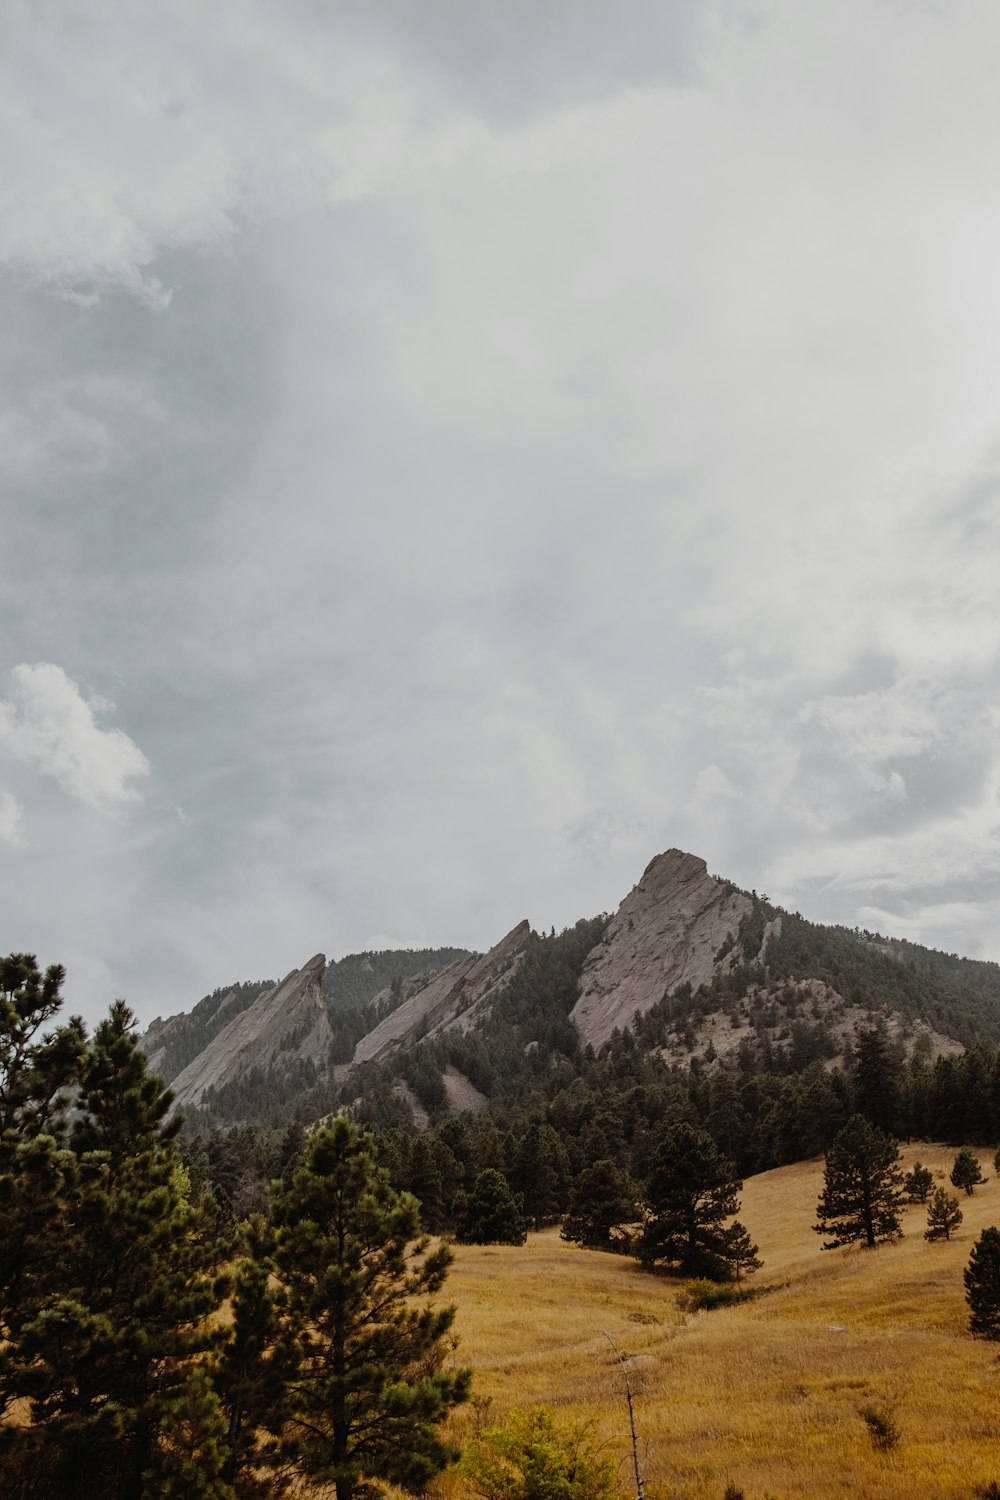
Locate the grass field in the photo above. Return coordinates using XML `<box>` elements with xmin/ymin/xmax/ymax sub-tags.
<box><xmin>434</xmin><ymin>1144</ymin><xmax>1000</xmax><ymax>1500</ymax></box>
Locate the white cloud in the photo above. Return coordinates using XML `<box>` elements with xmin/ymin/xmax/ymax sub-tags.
<box><xmin>0</xmin><ymin>375</ymin><xmax>166</xmax><ymax>483</ymax></box>
<box><xmin>0</xmin><ymin>0</ymin><xmax>481</xmax><ymax>304</ymax></box>
<box><xmin>799</xmin><ymin>675</ymin><xmax>982</xmax><ymax>765</ymax></box>
<box><xmin>0</xmin><ymin>792</ymin><xmax>24</xmax><ymax>847</ymax></box>
<box><xmin>0</xmin><ymin>664</ymin><xmax>150</xmax><ymax>809</ymax></box>
<box><xmin>694</xmin><ymin>765</ymin><xmax>738</xmax><ymax>804</ymax></box>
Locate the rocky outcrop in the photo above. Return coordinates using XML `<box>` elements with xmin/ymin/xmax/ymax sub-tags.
<box><xmin>570</xmin><ymin>849</ymin><xmax>751</xmax><ymax>1051</ymax></box>
<box><xmin>352</xmin><ymin>921</ymin><xmax>530</xmax><ymax>1066</ymax></box>
<box><xmin>169</xmin><ymin>954</ymin><xmax>330</xmax><ymax>1110</ymax></box>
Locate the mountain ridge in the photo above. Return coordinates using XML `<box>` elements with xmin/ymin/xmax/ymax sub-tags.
<box><xmin>143</xmin><ymin>847</ymin><xmax>1000</xmax><ymax>1131</ymax></box>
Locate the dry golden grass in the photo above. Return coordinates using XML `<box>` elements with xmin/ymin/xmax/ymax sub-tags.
<box><xmin>432</xmin><ymin>1145</ymin><xmax>1000</xmax><ymax>1500</ymax></box>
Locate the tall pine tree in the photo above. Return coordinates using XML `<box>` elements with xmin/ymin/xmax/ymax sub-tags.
<box><xmin>814</xmin><ymin>1115</ymin><xmax>904</xmax><ymax>1250</ymax></box>
<box><xmin>268</xmin><ymin>1118</ymin><xmax>470</xmax><ymax>1500</ymax></box>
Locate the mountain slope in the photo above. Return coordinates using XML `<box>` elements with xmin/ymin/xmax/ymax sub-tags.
<box><xmin>170</xmin><ymin>954</ymin><xmax>330</xmax><ymax>1110</ymax></box>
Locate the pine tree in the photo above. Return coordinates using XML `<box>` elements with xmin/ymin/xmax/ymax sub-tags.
<box><xmin>924</xmin><ymin>1187</ymin><xmax>962</xmax><ymax>1241</ymax></box>
<box><xmin>269</xmin><ymin>1118</ymin><xmax>470</xmax><ymax>1500</ymax></box>
<box><xmin>904</xmin><ymin>1162</ymin><xmax>934</xmax><ymax>1203</ymax></box>
<box><xmin>814</xmin><ymin>1115</ymin><xmax>904</xmax><ymax>1250</ymax></box>
<box><xmin>852</xmin><ymin>1022</ymin><xmax>902</xmax><ymax>1134</ymax></box>
<box><xmin>510</xmin><ymin>1123</ymin><xmax>569</xmax><ymax>1231</ymax></box>
<box><xmin>966</xmin><ymin>1228</ymin><xmax>1000</xmax><ymax>1339</ymax></box>
<box><xmin>637</xmin><ymin>1122</ymin><xmax>760</xmax><ymax>1280</ymax></box>
<box><xmin>457</xmin><ymin>1168</ymin><xmax>527</xmax><ymax>1245</ymax></box>
<box><xmin>951</xmin><ymin>1147</ymin><xmax>985</xmax><ymax>1196</ymax></box>
<box><xmin>560</xmin><ymin>1159</ymin><xmax>635</xmax><ymax>1251</ymax></box>
<box><xmin>0</xmin><ymin>977</ymin><xmax>232</xmax><ymax>1500</ymax></box>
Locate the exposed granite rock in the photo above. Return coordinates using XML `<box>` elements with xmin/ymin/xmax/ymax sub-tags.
<box><xmin>352</xmin><ymin>921</ymin><xmax>530</xmax><ymax>1066</ymax></box>
<box><xmin>570</xmin><ymin>849</ymin><xmax>751</xmax><ymax>1051</ymax></box>
<box><xmin>170</xmin><ymin>954</ymin><xmax>330</xmax><ymax>1110</ymax></box>
<box><xmin>441</xmin><ymin>1065</ymin><xmax>489</xmax><ymax>1115</ymax></box>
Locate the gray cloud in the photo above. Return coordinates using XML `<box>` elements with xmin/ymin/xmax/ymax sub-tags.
<box><xmin>5</xmin><ymin>0</ymin><xmax>1000</xmax><ymax>1021</ymax></box>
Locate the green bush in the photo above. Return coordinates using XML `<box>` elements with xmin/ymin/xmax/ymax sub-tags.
<box><xmin>459</xmin><ymin>1406</ymin><xmax>616</xmax><ymax>1500</ymax></box>
<box><xmin>679</xmin><ymin>1278</ymin><xmax>755</xmax><ymax>1311</ymax></box>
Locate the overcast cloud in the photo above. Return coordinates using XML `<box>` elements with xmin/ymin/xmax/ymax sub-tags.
<box><xmin>4</xmin><ymin>0</ymin><xmax>1000</xmax><ymax>1025</ymax></box>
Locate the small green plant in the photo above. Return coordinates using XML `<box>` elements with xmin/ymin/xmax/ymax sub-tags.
<box><xmin>460</xmin><ymin>1406</ymin><xmax>617</xmax><ymax>1500</ymax></box>
<box><xmin>860</xmin><ymin>1403</ymin><xmax>900</xmax><ymax>1452</ymax></box>
<box><xmin>679</xmin><ymin>1278</ymin><xmax>755</xmax><ymax>1311</ymax></box>
<box><xmin>993</xmin><ymin>1147</ymin><xmax>1000</xmax><ymax>1178</ymax></box>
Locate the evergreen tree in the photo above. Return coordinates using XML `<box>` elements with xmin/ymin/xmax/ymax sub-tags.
<box><xmin>510</xmin><ymin>1122</ymin><xmax>570</xmax><ymax>1230</ymax></box>
<box><xmin>924</xmin><ymin>1187</ymin><xmax>962</xmax><ymax>1242</ymax></box>
<box><xmin>966</xmin><ymin>1228</ymin><xmax>1000</xmax><ymax>1339</ymax></box>
<box><xmin>814</xmin><ymin>1115</ymin><xmax>904</xmax><ymax>1250</ymax></box>
<box><xmin>904</xmin><ymin>1162</ymin><xmax>934</xmax><ymax>1203</ymax></box>
<box><xmin>637</xmin><ymin>1122</ymin><xmax>760</xmax><ymax>1280</ymax></box>
<box><xmin>457</xmin><ymin>1168</ymin><xmax>527</xmax><ymax>1245</ymax></box>
<box><xmin>560</xmin><ymin>1159</ymin><xmax>635</xmax><ymax>1251</ymax></box>
<box><xmin>851</xmin><ymin>1022</ymin><xmax>902</xmax><ymax>1134</ymax></box>
<box><xmin>269</xmin><ymin>1118</ymin><xmax>470</xmax><ymax>1500</ymax></box>
<box><xmin>0</xmin><ymin>984</ymin><xmax>232</xmax><ymax>1500</ymax></box>
<box><xmin>951</xmin><ymin>1147</ymin><xmax>985</xmax><ymax>1196</ymax></box>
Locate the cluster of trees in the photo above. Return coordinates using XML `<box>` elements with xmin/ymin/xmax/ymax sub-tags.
<box><xmin>0</xmin><ymin>955</ymin><xmax>468</xmax><ymax>1500</ymax></box>
<box><xmin>810</xmin><ymin>1113</ymin><xmax>1000</xmax><ymax>1341</ymax></box>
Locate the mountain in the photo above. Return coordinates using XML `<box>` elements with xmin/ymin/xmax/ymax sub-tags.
<box><xmin>570</xmin><ymin>848</ymin><xmax>753</xmax><ymax>1050</ymax></box>
<box><xmin>145</xmin><ymin>847</ymin><xmax>1000</xmax><ymax>1132</ymax></box>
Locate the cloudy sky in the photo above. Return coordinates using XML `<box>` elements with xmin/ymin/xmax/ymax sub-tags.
<box><xmin>4</xmin><ymin>0</ymin><xmax>1000</xmax><ymax>1026</ymax></box>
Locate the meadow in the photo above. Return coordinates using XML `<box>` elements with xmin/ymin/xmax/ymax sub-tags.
<box><xmin>436</xmin><ymin>1145</ymin><xmax>1000</xmax><ymax>1500</ymax></box>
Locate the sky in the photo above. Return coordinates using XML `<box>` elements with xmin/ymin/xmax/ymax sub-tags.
<box><xmin>4</xmin><ymin>0</ymin><xmax>1000</xmax><ymax>1027</ymax></box>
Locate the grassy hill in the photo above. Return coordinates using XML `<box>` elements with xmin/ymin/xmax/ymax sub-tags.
<box><xmin>438</xmin><ymin>1145</ymin><xmax>1000</xmax><ymax>1499</ymax></box>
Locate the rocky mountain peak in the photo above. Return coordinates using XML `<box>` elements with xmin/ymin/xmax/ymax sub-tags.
<box><xmin>569</xmin><ymin>848</ymin><xmax>751</xmax><ymax>1050</ymax></box>
<box><xmin>169</xmin><ymin>953</ymin><xmax>329</xmax><ymax>1110</ymax></box>
<box><xmin>352</xmin><ymin>921</ymin><xmax>530</xmax><ymax>1066</ymax></box>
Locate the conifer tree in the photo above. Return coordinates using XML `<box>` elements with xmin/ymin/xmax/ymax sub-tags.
<box><xmin>560</xmin><ymin>1159</ymin><xmax>635</xmax><ymax>1251</ymax></box>
<box><xmin>951</xmin><ymin>1147</ymin><xmax>985</xmax><ymax>1196</ymax></box>
<box><xmin>851</xmin><ymin>1022</ymin><xmax>902</xmax><ymax>1134</ymax></box>
<box><xmin>924</xmin><ymin>1187</ymin><xmax>962</xmax><ymax>1241</ymax></box>
<box><xmin>966</xmin><ymin>1228</ymin><xmax>1000</xmax><ymax>1339</ymax></box>
<box><xmin>510</xmin><ymin>1123</ymin><xmax>569</xmax><ymax>1231</ymax></box>
<box><xmin>269</xmin><ymin>1118</ymin><xmax>470</xmax><ymax>1500</ymax></box>
<box><xmin>814</xmin><ymin>1115</ymin><xmax>904</xmax><ymax>1250</ymax></box>
<box><xmin>0</xmin><ymin>970</ymin><xmax>232</xmax><ymax>1500</ymax></box>
<box><xmin>904</xmin><ymin>1162</ymin><xmax>934</xmax><ymax>1203</ymax></box>
<box><xmin>457</xmin><ymin>1168</ymin><xmax>527</xmax><ymax>1245</ymax></box>
<box><xmin>637</xmin><ymin>1122</ymin><xmax>760</xmax><ymax>1280</ymax></box>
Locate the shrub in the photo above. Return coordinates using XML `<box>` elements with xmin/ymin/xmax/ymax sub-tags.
<box><xmin>460</xmin><ymin>1406</ymin><xmax>616</xmax><ymax>1500</ymax></box>
<box><xmin>679</xmin><ymin>1278</ymin><xmax>755</xmax><ymax>1312</ymax></box>
<box><xmin>860</xmin><ymin>1404</ymin><xmax>900</xmax><ymax>1452</ymax></box>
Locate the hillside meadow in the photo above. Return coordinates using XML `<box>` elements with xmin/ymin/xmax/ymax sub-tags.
<box><xmin>434</xmin><ymin>1145</ymin><xmax>1000</xmax><ymax>1500</ymax></box>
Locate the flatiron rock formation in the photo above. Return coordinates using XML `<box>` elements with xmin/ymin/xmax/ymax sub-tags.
<box><xmin>169</xmin><ymin>953</ymin><xmax>330</xmax><ymax>1109</ymax></box>
<box><xmin>570</xmin><ymin>849</ymin><xmax>751</xmax><ymax>1051</ymax></box>
<box><xmin>352</xmin><ymin>921</ymin><xmax>530</xmax><ymax>1065</ymax></box>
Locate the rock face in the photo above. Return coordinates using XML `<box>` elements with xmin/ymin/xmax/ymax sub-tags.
<box><xmin>352</xmin><ymin>921</ymin><xmax>530</xmax><ymax>1066</ymax></box>
<box><xmin>570</xmin><ymin>849</ymin><xmax>751</xmax><ymax>1051</ymax></box>
<box><xmin>170</xmin><ymin>954</ymin><xmax>330</xmax><ymax>1110</ymax></box>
